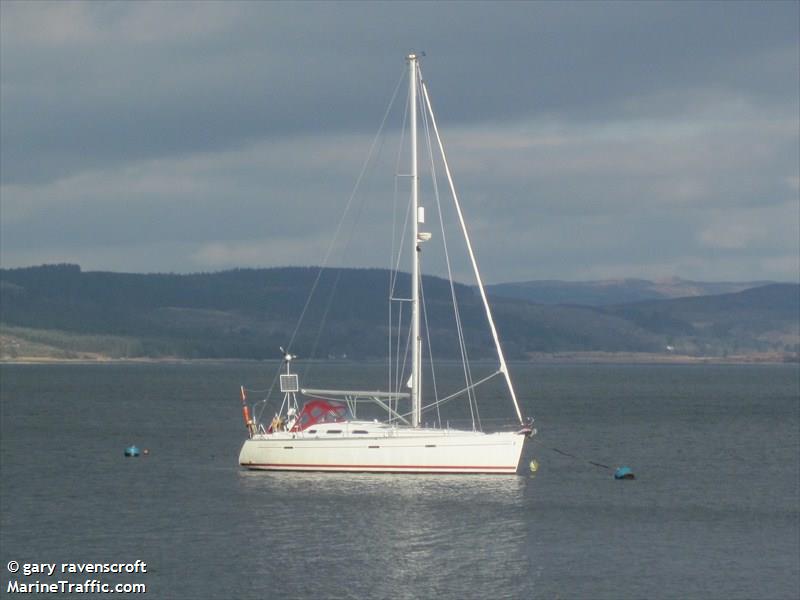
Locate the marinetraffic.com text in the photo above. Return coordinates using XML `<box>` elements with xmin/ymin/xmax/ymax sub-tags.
<box><xmin>5</xmin><ymin>561</ymin><xmax>147</xmax><ymax>594</ymax></box>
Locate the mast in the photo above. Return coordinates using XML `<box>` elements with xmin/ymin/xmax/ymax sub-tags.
<box><xmin>409</xmin><ymin>53</ymin><xmax>422</xmax><ymax>428</ymax></box>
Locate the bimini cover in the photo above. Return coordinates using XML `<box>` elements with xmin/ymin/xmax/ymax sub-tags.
<box><xmin>291</xmin><ymin>400</ymin><xmax>350</xmax><ymax>432</ymax></box>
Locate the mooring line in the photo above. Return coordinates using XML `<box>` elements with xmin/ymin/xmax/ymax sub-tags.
<box><xmin>533</xmin><ymin>438</ymin><xmax>611</xmax><ymax>470</ymax></box>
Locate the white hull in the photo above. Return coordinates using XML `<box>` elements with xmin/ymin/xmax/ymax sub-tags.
<box><xmin>239</xmin><ymin>422</ymin><xmax>529</xmax><ymax>474</ymax></box>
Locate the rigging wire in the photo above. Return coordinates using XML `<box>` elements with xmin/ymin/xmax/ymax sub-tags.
<box><xmin>399</xmin><ymin>310</ymin><xmax>412</xmax><ymax>408</ymax></box>
<box><xmin>286</xmin><ymin>67</ymin><xmax>405</xmax><ymax>356</ymax></box>
<box><xmin>304</xmin><ymin>74</ymin><xmax>406</xmax><ymax>377</ymax></box>
<box><xmin>393</xmin><ymin>303</ymin><xmax>404</xmax><ymax>409</ymax></box>
<box><xmin>418</xmin><ymin>274</ymin><xmax>443</xmax><ymax>427</ymax></box>
<box><xmin>390</xmin><ymin>200</ymin><xmax>413</xmax><ymax>410</ymax></box>
<box><xmin>251</xmin><ymin>67</ymin><xmax>405</xmax><ymax>413</ymax></box>
<box><xmin>418</xmin><ymin>69</ymin><xmax>480</xmax><ymax>430</ymax></box>
<box><xmin>420</xmin><ymin>78</ymin><xmax>524</xmax><ymax>425</ymax></box>
<box><xmin>389</xmin><ymin>86</ymin><xmax>411</xmax><ymax>406</ymax></box>
<box><xmin>304</xmin><ymin>123</ymin><xmax>393</xmax><ymax>375</ymax></box>
<box><xmin>240</xmin><ymin>386</ymin><xmax>270</xmax><ymax>394</ymax></box>
<box><xmin>252</xmin><ymin>366</ymin><xmax>283</xmax><ymax>425</ymax></box>
<box><xmin>396</xmin><ymin>369</ymin><xmax>502</xmax><ymax>422</ymax></box>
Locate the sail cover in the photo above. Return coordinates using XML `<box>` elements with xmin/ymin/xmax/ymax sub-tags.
<box><xmin>290</xmin><ymin>400</ymin><xmax>350</xmax><ymax>432</ymax></box>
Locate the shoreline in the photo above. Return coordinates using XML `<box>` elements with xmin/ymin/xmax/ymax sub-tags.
<box><xmin>523</xmin><ymin>351</ymin><xmax>799</xmax><ymax>365</ymax></box>
<box><xmin>2</xmin><ymin>352</ymin><xmax>797</xmax><ymax>366</ymax></box>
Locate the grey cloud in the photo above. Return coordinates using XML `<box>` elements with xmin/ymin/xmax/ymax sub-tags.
<box><xmin>1</xmin><ymin>1</ymin><xmax>797</xmax><ymax>282</ymax></box>
<box><xmin>3</xmin><ymin>2</ymin><xmax>797</xmax><ymax>183</ymax></box>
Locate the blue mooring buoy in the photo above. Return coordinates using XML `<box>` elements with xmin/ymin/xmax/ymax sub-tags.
<box><xmin>614</xmin><ymin>466</ymin><xmax>635</xmax><ymax>480</ymax></box>
<box><xmin>124</xmin><ymin>445</ymin><xmax>140</xmax><ymax>458</ymax></box>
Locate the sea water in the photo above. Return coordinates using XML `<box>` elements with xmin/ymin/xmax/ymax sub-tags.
<box><xmin>1</xmin><ymin>363</ymin><xmax>798</xmax><ymax>599</ymax></box>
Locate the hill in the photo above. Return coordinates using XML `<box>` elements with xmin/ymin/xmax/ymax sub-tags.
<box><xmin>1</xmin><ymin>264</ymin><xmax>797</xmax><ymax>361</ymax></box>
<box><xmin>485</xmin><ymin>278</ymin><xmax>774</xmax><ymax>306</ymax></box>
<box><xmin>606</xmin><ymin>284</ymin><xmax>800</xmax><ymax>356</ymax></box>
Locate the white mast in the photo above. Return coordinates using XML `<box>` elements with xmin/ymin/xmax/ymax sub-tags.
<box><xmin>409</xmin><ymin>53</ymin><xmax>422</xmax><ymax>428</ymax></box>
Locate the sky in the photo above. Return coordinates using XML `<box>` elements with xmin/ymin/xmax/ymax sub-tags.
<box><xmin>1</xmin><ymin>0</ymin><xmax>798</xmax><ymax>284</ymax></box>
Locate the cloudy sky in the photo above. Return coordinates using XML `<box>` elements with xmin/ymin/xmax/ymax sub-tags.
<box><xmin>1</xmin><ymin>1</ymin><xmax>798</xmax><ymax>283</ymax></box>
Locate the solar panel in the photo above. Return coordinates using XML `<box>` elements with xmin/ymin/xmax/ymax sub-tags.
<box><xmin>280</xmin><ymin>374</ymin><xmax>299</xmax><ymax>393</ymax></box>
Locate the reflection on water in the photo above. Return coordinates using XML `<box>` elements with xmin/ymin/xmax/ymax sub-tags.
<box><xmin>238</xmin><ymin>470</ymin><xmax>525</xmax><ymax>499</ymax></box>
<box><xmin>237</xmin><ymin>471</ymin><xmax>529</xmax><ymax>598</ymax></box>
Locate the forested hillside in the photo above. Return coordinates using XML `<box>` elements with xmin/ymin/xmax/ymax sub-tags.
<box><xmin>1</xmin><ymin>264</ymin><xmax>797</xmax><ymax>360</ymax></box>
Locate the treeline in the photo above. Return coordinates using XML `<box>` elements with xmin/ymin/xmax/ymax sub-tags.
<box><xmin>1</xmin><ymin>264</ymin><xmax>797</xmax><ymax>360</ymax></box>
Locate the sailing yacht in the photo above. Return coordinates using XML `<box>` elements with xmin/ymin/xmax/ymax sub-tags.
<box><xmin>238</xmin><ymin>54</ymin><xmax>535</xmax><ymax>474</ymax></box>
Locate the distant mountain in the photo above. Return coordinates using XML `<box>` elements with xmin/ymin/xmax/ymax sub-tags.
<box><xmin>1</xmin><ymin>264</ymin><xmax>797</xmax><ymax>361</ymax></box>
<box><xmin>606</xmin><ymin>284</ymin><xmax>800</xmax><ymax>356</ymax></box>
<box><xmin>485</xmin><ymin>278</ymin><xmax>776</xmax><ymax>307</ymax></box>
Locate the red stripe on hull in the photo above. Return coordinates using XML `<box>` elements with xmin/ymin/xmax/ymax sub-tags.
<box><xmin>241</xmin><ymin>462</ymin><xmax>518</xmax><ymax>473</ymax></box>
